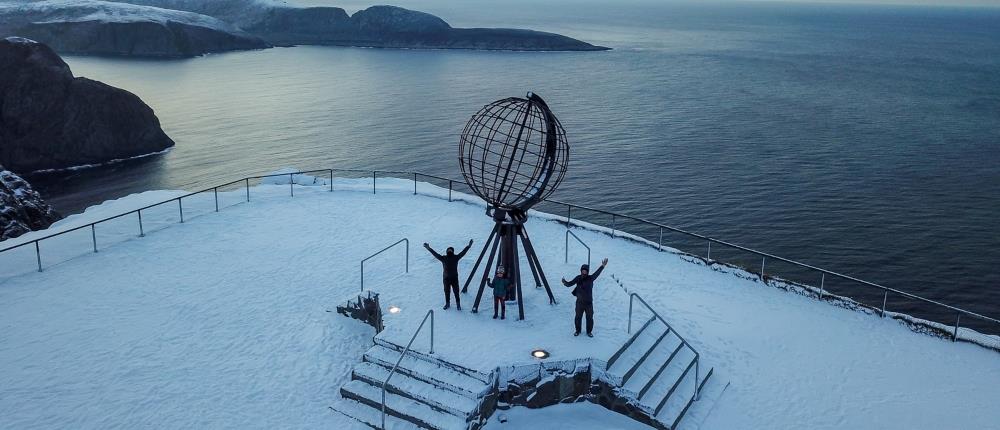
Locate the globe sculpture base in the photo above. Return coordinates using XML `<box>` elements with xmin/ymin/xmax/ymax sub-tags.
<box><xmin>462</xmin><ymin>209</ymin><xmax>556</xmax><ymax>320</ymax></box>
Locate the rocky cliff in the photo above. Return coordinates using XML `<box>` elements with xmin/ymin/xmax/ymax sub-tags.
<box><xmin>0</xmin><ymin>37</ymin><xmax>175</xmax><ymax>172</ymax></box>
<box><xmin>0</xmin><ymin>0</ymin><xmax>271</xmax><ymax>57</ymax></box>
<box><xmin>3</xmin><ymin>0</ymin><xmax>608</xmax><ymax>55</ymax></box>
<box><xmin>0</xmin><ymin>165</ymin><xmax>60</xmax><ymax>241</ymax></box>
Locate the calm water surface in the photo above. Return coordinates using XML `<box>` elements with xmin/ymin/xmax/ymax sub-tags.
<box><xmin>25</xmin><ymin>1</ymin><xmax>1000</xmax><ymax>328</ymax></box>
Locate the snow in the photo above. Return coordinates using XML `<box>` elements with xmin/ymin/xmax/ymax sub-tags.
<box><xmin>1</xmin><ymin>175</ymin><xmax>999</xmax><ymax>429</ymax></box>
<box><xmin>3</xmin><ymin>36</ymin><xmax>37</xmax><ymax>43</ymax></box>
<box><xmin>484</xmin><ymin>403</ymin><xmax>654</xmax><ymax>429</ymax></box>
<box><xmin>0</xmin><ymin>0</ymin><xmax>244</xmax><ymax>31</ymax></box>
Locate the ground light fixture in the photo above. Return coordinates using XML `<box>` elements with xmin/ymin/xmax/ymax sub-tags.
<box><xmin>388</xmin><ymin>305</ymin><xmax>401</xmax><ymax>314</ymax></box>
<box><xmin>531</xmin><ymin>349</ymin><xmax>550</xmax><ymax>359</ymax></box>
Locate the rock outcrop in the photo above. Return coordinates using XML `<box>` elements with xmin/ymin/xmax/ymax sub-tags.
<box><xmin>0</xmin><ymin>165</ymin><xmax>60</xmax><ymax>241</ymax></box>
<box><xmin>22</xmin><ymin>0</ymin><xmax>610</xmax><ymax>54</ymax></box>
<box><xmin>0</xmin><ymin>37</ymin><xmax>175</xmax><ymax>172</ymax></box>
<box><xmin>0</xmin><ymin>0</ymin><xmax>271</xmax><ymax>57</ymax></box>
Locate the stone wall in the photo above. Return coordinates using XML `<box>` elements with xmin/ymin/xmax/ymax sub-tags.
<box><xmin>478</xmin><ymin>359</ymin><xmax>667</xmax><ymax>430</ymax></box>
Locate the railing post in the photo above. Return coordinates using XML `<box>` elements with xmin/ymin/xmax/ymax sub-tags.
<box><xmin>372</xmin><ymin>171</ymin><xmax>376</xmax><ymax>194</ymax></box>
<box><xmin>413</xmin><ymin>173</ymin><xmax>417</xmax><ymax>195</ymax></box>
<box><xmin>214</xmin><ymin>187</ymin><xmax>219</xmax><ymax>212</ymax></box>
<box><xmin>34</xmin><ymin>241</ymin><xmax>42</xmax><ymax>272</ymax></box>
<box><xmin>289</xmin><ymin>173</ymin><xmax>294</xmax><ymax>196</ymax></box>
<box><xmin>707</xmin><ymin>240</ymin><xmax>712</xmax><ymax>260</ymax></box>
<box><xmin>138</xmin><ymin>210</ymin><xmax>145</xmax><ymax>237</ymax></box>
<box><xmin>952</xmin><ymin>313</ymin><xmax>961</xmax><ymax>341</ymax></box>
<box><xmin>627</xmin><ymin>294</ymin><xmax>634</xmax><ymax>334</ymax></box>
<box><xmin>565</xmin><ymin>231</ymin><xmax>569</xmax><ymax>263</ymax></box>
<box><xmin>178</xmin><ymin>199</ymin><xmax>184</xmax><ymax>223</ymax></box>
<box><xmin>91</xmin><ymin>224</ymin><xmax>97</xmax><ymax>253</ymax></box>
<box><xmin>880</xmin><ymin>290</ymin><xmax>888</xmax><ymax>318</ymax></box>
<box><xmin>448</xmin><ymin>180</ymin><xmax>453</xmax><ymax>202</ymax></box>
<box><xmin>819</xmin><ymin>273</ymin><xmax>825</xmax><ymax>298</ymax></box>
<box><xmin>658</xmin><ymin>227</ymin><xmax>663</xmax><ymax>251</ymax></box>
<box><xmin>694</xmin><ymin>356</ymin><xmax>701</xmax><ymax>401</ymax></box>
<box><xmin>405</xmin><ymin>239</ymin><xmax>409</xmax><ymax>272</ymax></box>
<box><xmin>566</xmin><ymin>205</ymin><xmax>571</xmax><ymax>228</ymax></box>
<box><xmin>430</xmin><ymin>311</ymin><xmax>435</xmax><ymax>354</ymax></box>
<box><xmin>361</xmin><ymin>261</ymin><xmax>365</xmax><ymax>292</ymax></box>
<box><xmin>760</xmin><ymin>256</ymin><xmax>766</xmax><ymax>279</ymax></box>
<box><xmin>245</xmin><ymin>178</ymin><xmax>250</xmax><ymax>202</ymax></box>
<box><xmin>329</xmin><ymin>169</ymin><xmax>334</xmax><ymax>192</ymax></box>
<box><xmin>611</xmin><ymin>214</ymin><xmax>616</xmax><ymax>237</ymax></box>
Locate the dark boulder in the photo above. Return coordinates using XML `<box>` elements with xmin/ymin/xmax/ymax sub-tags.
<box><xmin>0</xmin><ymin>37</ymin><xmax>175</xmax><ymax>173</ymax></box>
<box><xmin>0</xmin><ymin>165</ymin><xmax>60</xmax><ymax>241</ymax></box>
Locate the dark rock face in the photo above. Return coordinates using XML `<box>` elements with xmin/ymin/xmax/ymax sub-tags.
<box><xmin>0</xmin><ymin>1</ymin><xmax>270</xmax><ymax>58</ymax></box>
<box><xmin>0</xmin><ymin>165</ymin><xmax>60</xmax><ymax>241</ymax></box>
<box><xmin>0</xmin><ymin>38</ymin><xmax>175</xmax><ymax>173</ymax></box>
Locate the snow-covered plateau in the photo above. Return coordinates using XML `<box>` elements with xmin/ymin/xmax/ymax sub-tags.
<box><xmin>0</xmin><ymin>175</ymin><xmax>998</xmax><ymax>429</ymax></box>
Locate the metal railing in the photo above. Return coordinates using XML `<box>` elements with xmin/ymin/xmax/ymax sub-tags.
<box><xmin>565</xmin><ymin>230</ymin><xmax>591</xmax><ymax>268</ymax></box>
<box><xmin>3</xmin><ymin>167</ymin><xmax>998</xmax><ymax>347</ymax></box>
<box><xmin>381</xmin><ymin>309</ymin><xmax>434</xmax><ymax>430</ymax></box>
<box><xmin>627</xmin><ymin>292</ymin><xmax>701</xmax><ymax>401</ymax></box>
<box><xmin>361</xmin><ymin>238</ymin><xmax>409</xmax><ymax>292</ymax></box>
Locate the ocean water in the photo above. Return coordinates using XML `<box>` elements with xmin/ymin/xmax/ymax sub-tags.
<box><xmin>23</xmin><ymin>1</ymin><xmax>1000</xmax><ymax>330</ymax></box>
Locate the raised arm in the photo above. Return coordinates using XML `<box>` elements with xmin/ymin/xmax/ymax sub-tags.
<box><xmin>424</xmin><ymin>243</ymin><xmax>443</xmax><ymax>261</ymax></box>
<box><xmin>457</xmin><ymin>239</ymin><xmax>473</xmax><ymax>259</ymax></box>
<box><xmin>590</xmin><ymin>258</ymin><xmax>608</xmax><ymax>280</ymax></box>
<box><xmin>562</xmin><ymin>275</ymin><xmax>578</xmax><ymax>287</ymax></box>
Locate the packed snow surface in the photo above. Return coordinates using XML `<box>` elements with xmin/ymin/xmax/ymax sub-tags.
<box><xmin>1</xmin><ymin>176</ymin><xmax>998</xmax><ymax>429</ymax></box>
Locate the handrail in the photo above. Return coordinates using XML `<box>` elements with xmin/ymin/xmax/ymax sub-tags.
<box><xmin>381</xmin><ymin>309</ymin><xmax>434</xmax><ymax>430</ymax></box>
<box><xmin>628</xmin><ymin>292</ymin><xmax>700</xmax><ymax>401</ymax></box>
<box><xmin>361</xmin><ymin>238</ymin><xmax>409</xmax><ymax>292</ymax></box>
<box><xmin>2</xmin><ymin>167</ymin><xmax>997</xmax><ymax>344</ymax></box>
<box><xmin>565</xmin><ymin>230</ymin><xmax>591</xmax><ymax>268</ymax></box>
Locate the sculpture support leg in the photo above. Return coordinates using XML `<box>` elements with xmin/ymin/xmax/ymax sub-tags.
<box><xmin>512</xmin><ymin>228</ymin><xmax>525</xmax><ymax>320</ymax></box>
<box><xmin>463</xmin><ymin>223</ymin><xmax>500</xmax><ymax>293</ymax></box>
<box><xmin>519</xmin><ymin>229</ymin><xmax>556</xmax><ymax>304</ymax></box>
<box><xmin>472</xmin><ymin>227</ymin><xmax>502</xmax><ymax>313</ymax></box>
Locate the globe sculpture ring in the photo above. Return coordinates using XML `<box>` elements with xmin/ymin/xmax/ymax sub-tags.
<box><xmin>459</xmin><ymin>92</ymin><xmax>569</xmax><ymax>213</ymax></box>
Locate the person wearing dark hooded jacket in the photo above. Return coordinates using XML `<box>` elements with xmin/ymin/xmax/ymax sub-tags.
<box><xmin>562</xmin><ymin>258</ymin><xmax>608</xmax><ymax>337</ymax></box>
<box><xmin>425</xmin><ymin>240</ymin><xmax>473</xmax><ymax>310</ymax></box>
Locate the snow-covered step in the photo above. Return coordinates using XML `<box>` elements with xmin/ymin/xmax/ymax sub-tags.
<box><xmin>375</xmin><ymin>338</ymin><xmax>491</xmax><ymax>384</ymax></box>
<box><xmin>341</xmin><ymin>380</ymin><xmax>468</xmax><ymax>430</ymax></box>
<box><xmin>607</xmin><ymin>322</ymin><xmax>668</xmax><ymax>380</ymax></box>
<box><xmin>607</xmin><ymin>317</ymin><xmax>655</xmax><ymax>369</ymax></box>
<box><xmin>639</xmin><ymin>347</ymin><xmax>696</xmax><ymax>413</ymax></box>
<box><xmin>330</xmin><ymin>397</ymin><xmax>422</xmax><ymax>430</ymax></box>
<box><xmin>675</xmin><ymin>369</ymin><xmax>729</xmax><ymax>430</ymax></box>
<box><xmin>364</xmin><ymin>345</ymin><xmax>491</xmax><ymax>397</ymax></box>
<box><xmin>622</xmin><ymin>334</ymin><xmax>683</xmax><ymax>397</ymax></box>
<box><xmin>653</xmin><ymin>356</ymin><xmax>699</xmax><ymax>419</ymax></box>
<box><xmin>352</xmin><ymin>361</ymin><xmax>479</xmax><ymax>418</ymax></box>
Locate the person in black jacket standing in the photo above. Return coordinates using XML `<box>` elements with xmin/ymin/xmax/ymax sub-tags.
<box><xmin>562</xmin><ymin>258</ymin><xmax>608</xmax><ymax>337</ymax></box>
<box><xmin>425</xmin><ymin>240</ymin><xmax>473</xmax><ymax>310</ymax></box>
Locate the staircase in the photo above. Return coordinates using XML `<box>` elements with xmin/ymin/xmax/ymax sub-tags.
<box><xmin>330</xmin><ymin>340</ymin><xmax>493</xmax><ymax>430</ymax></box>
<box><xmin>605</xmin><ymin>316</ymin><xmax>728</xmax><ymax>430</ymax></box>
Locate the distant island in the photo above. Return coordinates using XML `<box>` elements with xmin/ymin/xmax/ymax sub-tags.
<box><xmin>0</xmin><ymin>0</ymin><xmax>609</xmax><ymax>57</ymax></box>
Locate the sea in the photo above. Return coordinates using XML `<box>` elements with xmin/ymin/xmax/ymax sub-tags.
<box><xmin>23</xmin><ymin>0</ymin><xmax>1000</xmax><ymax>330</ymax></box>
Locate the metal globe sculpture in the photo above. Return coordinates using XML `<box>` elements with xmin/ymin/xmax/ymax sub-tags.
<box><xmin>459</xmin><ymin>93</ymin><xmax>569</xmax><ymax>213</ymax></box>
<box><xmin>459</xmin><ymin>93</ymin><xmax>569</xmax><ymax>320</ymax></box>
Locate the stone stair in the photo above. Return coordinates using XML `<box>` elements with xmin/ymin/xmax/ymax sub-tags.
<box><xmin>331</xmin><ymin>341</ymin><xmax>493</xmax><ymax>430</ymax></box>
<box><xmin>606</xmin><ymin>317</ymin><xmax>728</xmax><ymax>430</ymax></box>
